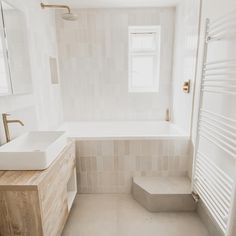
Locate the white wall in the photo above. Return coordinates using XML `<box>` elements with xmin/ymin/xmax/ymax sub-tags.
<box><xmin>56</xmin><ymin>8</ymin><xmax>175</xmax><ymax>121</ymax></box>
<box><xmin>0</xmin><ymin>0</ymin><xmax>63</xmax><ymax>144</ymax></box>
<box><xmin>171</xmin><ymin>0</ymin><xmax>201</xmax><ymax>134</ymax></box>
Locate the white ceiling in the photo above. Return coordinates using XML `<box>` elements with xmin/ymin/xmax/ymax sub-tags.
<box><xmin>48</xmin><ymin>0</ymin><xmax>180</xmax><ymax>8</ymax></box>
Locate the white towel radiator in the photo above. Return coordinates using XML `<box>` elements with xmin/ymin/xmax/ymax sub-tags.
<box><xmin>193</xmin><ymin>9</ymin><xmax>236</xmax><ymax>236</ymax></box>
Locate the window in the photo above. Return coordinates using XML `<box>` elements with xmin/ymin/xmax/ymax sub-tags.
<box><xmin>128</xmin><ymin>26</ymin><xmax>161</xmax><ymax>93</ymax></box>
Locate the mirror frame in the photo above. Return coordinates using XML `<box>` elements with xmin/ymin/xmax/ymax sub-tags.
<box><xmin>0</xmin><ymin>0</ymin><xmax>13</xmax><ymax>96</ymax></box>
<box><xmin>0</xmin><ymin>0</ymin><xmax>32</xmax><ymax>96</ymax></box>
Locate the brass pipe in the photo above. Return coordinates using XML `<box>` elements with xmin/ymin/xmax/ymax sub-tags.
<box><xmin>2</xmin><ymin>113</ymin><xmax>24</xmax><ymax>143</ymax></box>
<box><xmin>40</xmin><ymin>2</ymin><xmax>71</xmax><ymax>13</ymax></box>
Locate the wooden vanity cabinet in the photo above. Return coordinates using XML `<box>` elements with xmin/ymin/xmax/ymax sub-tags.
<box><xmin>0</xmin><ymin>141</ymin><xmax>77</xmax><ymax>236</ymax></box>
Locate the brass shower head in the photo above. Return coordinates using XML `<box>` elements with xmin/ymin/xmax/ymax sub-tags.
<box><xmin>40</xmin><ymin>2</ymin><xmax>78</xmax><ymax>21</ymax></box>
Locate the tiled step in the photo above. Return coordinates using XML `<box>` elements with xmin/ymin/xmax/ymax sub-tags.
<box><xmin>132</xmin><ymin>176</ymin><xmax>197</xmax><ymax>212</ymax></box>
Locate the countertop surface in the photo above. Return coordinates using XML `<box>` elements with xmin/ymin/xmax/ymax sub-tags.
<box><xmin>0</xmin><ymin>141</ymin><xmax>72</xmax><ymax>187</ymax></box>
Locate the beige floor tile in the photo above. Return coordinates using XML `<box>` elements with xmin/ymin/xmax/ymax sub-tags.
<box><xmin>62</xmin><ymin>194</ymin><xmax>210</xmax><ymax>236</ymax></box>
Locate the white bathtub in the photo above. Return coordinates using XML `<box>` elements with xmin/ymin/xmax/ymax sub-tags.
<box><xmin>58</xmin><ymin>121</ymin><xmax>190</xmax><ymax>193</ymax></box>
<box><xmin>59</xmin><ymin>121</ymin><xmax>188</xmax><ymax>140</ymax></box>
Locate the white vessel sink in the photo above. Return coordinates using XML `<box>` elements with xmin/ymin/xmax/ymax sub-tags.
<box><xmin>0</xmin><ymin>131</ymin><xmax>67</xmax><ymax>170</ymax></box>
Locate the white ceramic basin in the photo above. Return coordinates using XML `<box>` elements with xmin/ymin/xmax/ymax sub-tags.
<box><xmin>0</xmin><ymin>131</ymin><xmax>67</xmax><ymax>170</ymax></box>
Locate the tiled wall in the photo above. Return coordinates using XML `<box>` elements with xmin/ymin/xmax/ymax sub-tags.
<box><xmin>56</xmin><ymin>8</ymin><xmax>175</xmax><ymax>121</ymax></box>
<box><xmin>172</xmin><ymin>0</ymin><xmax>201</xmax><ymax>134</ymax></box>
<box><xmin>76</xmin><ymin>139</ymin><xmax>190</xmax><ymax>193</ymax></box>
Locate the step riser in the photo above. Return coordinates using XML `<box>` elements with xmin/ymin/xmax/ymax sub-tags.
<box><xmin>132</xmin><ymin>181</ymin><xmax>197</xmax><ymax>212</ymax></box>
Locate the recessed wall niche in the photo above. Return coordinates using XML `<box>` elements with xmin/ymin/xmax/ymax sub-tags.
<box><xmin>49</xmin><ymin>56</ymin><xmax>59</xmax><ymax>84</ymax></box>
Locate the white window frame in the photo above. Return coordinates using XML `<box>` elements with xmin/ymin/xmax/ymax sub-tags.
<box><xmin>128</xmin><ymin>26</ymin><xmax>161</xmax><ymax>93</ymax></box>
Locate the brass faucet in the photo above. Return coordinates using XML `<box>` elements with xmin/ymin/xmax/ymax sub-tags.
<box><xmin>2</xmin><ymin>113</ymin><xmax>24</xmax><ymax>143</ymax></box>
<box><xmin>165</xmin><ymin>109</ymin><xmax>171</xmax><ymax>122</ymax></box>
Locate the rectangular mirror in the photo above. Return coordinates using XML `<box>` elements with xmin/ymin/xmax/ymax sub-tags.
<box><xmin>0</xmin><ymin>0</ymin><xmax>32</xmax><ymax>96</ymax></box>
<box><xmin>0</xmin><ymin>3</ymin><xmax>11</xmax><ymax>95</ymax></box>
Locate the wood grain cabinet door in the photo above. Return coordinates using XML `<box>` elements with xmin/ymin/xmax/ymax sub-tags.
<box><xmin>0</xmin><ymin>142</ymin><xmax>76</xmax><ymax>236</ymax></box>
<box><xmin>0</xmin><ymin>190</ymin><xmax>43</xmax><ymax>236</ymax></box>
<box><xmin>39</xmin><ymin>143</ymin><xmax>76</xmax><ymax>236</ymax></box>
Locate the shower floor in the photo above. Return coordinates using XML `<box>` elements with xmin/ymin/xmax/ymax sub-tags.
<box><xmin>62</xmin><ymin>194</ymin><xmax>210</xmax><ymax>236</ymax></box>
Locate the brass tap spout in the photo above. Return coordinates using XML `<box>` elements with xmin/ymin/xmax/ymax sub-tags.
<box><xmin>2</xmin><ymin>113</ymin><xmax>24</xmax><ymax>143</ymax></box>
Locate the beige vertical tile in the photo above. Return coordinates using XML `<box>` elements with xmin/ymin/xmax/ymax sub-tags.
<box><xmin>117</xmin><ymin>155</ymin><xmax>125</xmax><ymax>171</ymax></box>
<box><xmin>101</xmin><ymin>141</ymin><xmax>114</xmax><ymax>156</ymax></box>
<box><xmin>80</xmin><ymin>156</ymin><xmax>87</xmax><ymax>171</ymax></box>
<box><xmin>161</xmin><ymin>156</ymin><xmax>169</xmax><ymax>171</ymax></box>
<box><xmin>76</xmin><ymin>138</ymin><xmax>190</xmax><ymax>194</ymax></box>
<box><xmin>114</xmin><ymin>141</ymin><xmax>129</xmax><ymax>156</ymax></box>
<box><xmin>56</xmin><ymin>5</ymin><xmax>176</xmax><ymax>121</ymax></box>
<box><xmin>97</xmin><ymin>171</ymin><xmax>103</xmax><ymax>187</ymax></box>
<box><xmin>96</xmin><ymin>155</ymin><xmax>103</xmax><ymax>171</ymax></box>
<box><xmin>90</xmin><ymin>156</ymin><xmax>97</xmax><ymax>171</ymax></box>
<box><xmin>118</xmin><ymin>171</ymin><xmax>125</xmax><ymax>186</ymax></box>
<box><xmin>103</xmin><ymin>156</ymin><xmax>114</xmax><ymax>171</ymax></box>
<box><xmin>135</xmin><ymin>156</ymin><xmax>141</xmax><ymax>171</ymax></box>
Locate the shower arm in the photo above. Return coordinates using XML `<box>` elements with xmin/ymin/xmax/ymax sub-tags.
<box><xmin>40</xmin><ymin>3</ymin><xmax>71</xmax><ymax>13</ymax></box>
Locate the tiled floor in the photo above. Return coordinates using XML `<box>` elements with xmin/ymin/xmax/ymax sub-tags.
<box><xmin>62</xmin><ymin>194</ymin><xmax>210</xmax><ymax>236</ymax></box>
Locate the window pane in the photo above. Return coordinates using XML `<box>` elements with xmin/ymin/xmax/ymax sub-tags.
<box><xmin>131</xmin><ymin>56</ymin><xmax>155</xmax><ymax>88</ymax></box>
<box><xmin>128</xmin><ymin>26</ymin><xmax>160</xmax><ymax>93</ymax></box>
<box><xmin>131</xmin><ymin>33</ymin><xmax>156</xmax><ymax>51</ymax></box>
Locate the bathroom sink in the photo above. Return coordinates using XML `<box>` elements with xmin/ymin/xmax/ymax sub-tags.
<box><xmin>0</xmin><ymin>131</ymin><xmax>67</xmax><ymax>170</ymax></box>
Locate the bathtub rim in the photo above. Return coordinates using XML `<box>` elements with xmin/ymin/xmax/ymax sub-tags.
<box><xmin>58</xmin><ymin>121</ymin><xmax>190</xmax><ymax>141</ymax></box>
